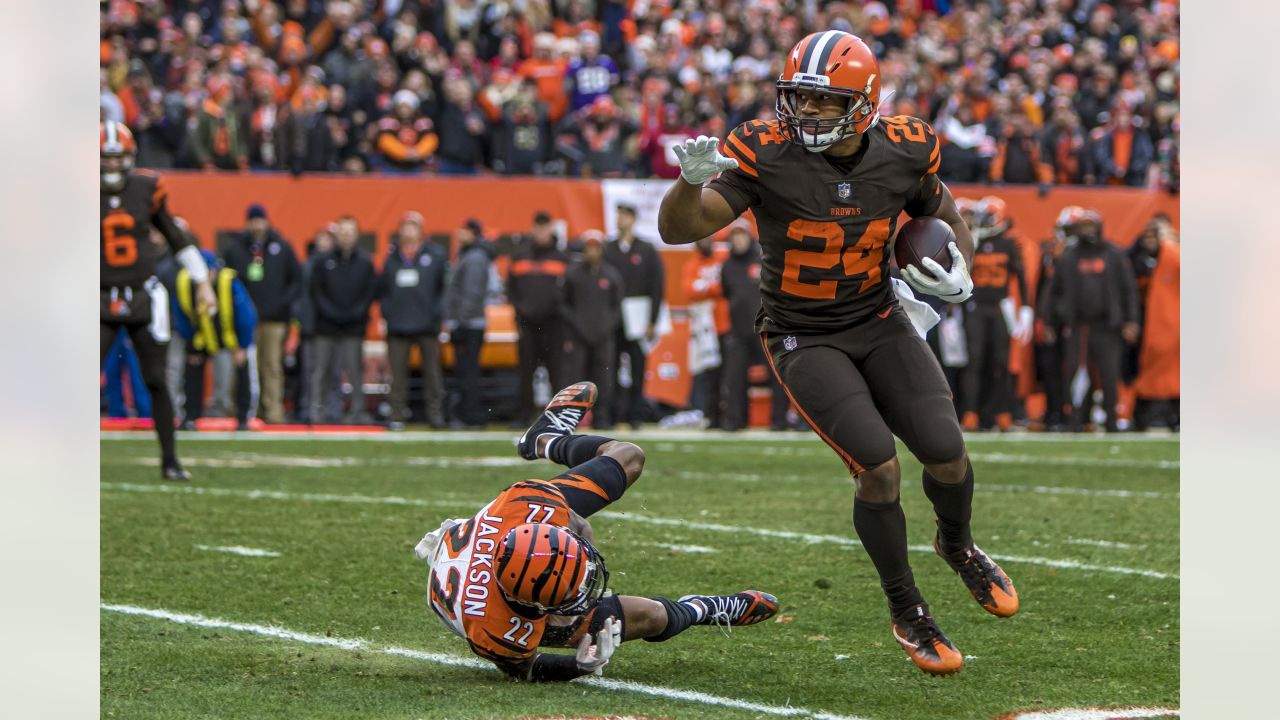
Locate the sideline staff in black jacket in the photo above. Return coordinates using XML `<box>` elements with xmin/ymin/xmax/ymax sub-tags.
<box><xmin>378</xmin><ymin>211</ymin><xmax>448</xmax><ymax>428</ymax></box>
<box><xmin>223</xmin><ymin>204</ymin><xmax>301</xmax><ymax>424</ymax></box>
<box><xmin>562</xmin><ymin>230</ymin><xmax>623</xmax><ymax>428</ymax></box>
<box><xmin>309</xmin><ymin>215</ymin><xmax>376</xmax><ymax>424</ymax></box>
<box><xmin>507</xmin><ymin>211</ymin><xmax>568</xmax><ymax>423</ymax></box>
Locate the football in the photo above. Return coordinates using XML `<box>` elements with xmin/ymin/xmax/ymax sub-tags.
<box><xmin>893</xmin><ymin>216</ymin><xmax>956</xmax><ymax>278</ymax></box>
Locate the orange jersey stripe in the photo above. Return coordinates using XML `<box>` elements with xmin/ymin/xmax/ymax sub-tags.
<box><xmin>721</xmin><ymin>145</ymin><xmax>759</xmax><ymax>177</ymax></box>
<box><xmin>727</xmin><ymin>132</ymin><xmax>757</xmax><ymax>164</ymax></box>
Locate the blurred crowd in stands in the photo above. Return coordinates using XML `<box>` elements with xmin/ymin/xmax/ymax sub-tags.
<box><xmin>100</xmin><ymin>0</ymin><xmax>1178</xmax><ymax>190</ymax></box>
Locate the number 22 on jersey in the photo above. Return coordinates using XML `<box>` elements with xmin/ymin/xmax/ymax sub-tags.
<box><xmin>781</xmin><ymin>217</ymin><xmax>892</xmax><ymax>299</ymax></box>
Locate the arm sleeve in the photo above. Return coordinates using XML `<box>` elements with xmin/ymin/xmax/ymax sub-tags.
<box><xmin>150</xmin><ymin>178</ymin><xmax>194</xmax><ymax>253</ymax></box>
<box><xmin>1010</xmin><ymin>243</ymin><xmax>1028</xmax><ymax>303</ymax></box>
<box><xmin>1117</xmin><ymin>251</ymin><xmax>1141</xmax><ymax>324</ymax></box>
<box><xmin>647</xmin><ymin>246</ymin><xmax>664</xmax><ymax>323</ymax></box>
<box><xmin>525</xmin><ymin>652</ymin><xmax>592</xmax><ymax>682</ymax></box>
<box><xmin>904</xmin><ymin>126</ymin><xmax>945</xmax><ymax>217</ymax></box>
<box><xmin>233</xmin><ymin>279</ymin><xmax>258</xmax><ymax>342</ymax></box>
<box><xmin>707</xmin><ymin>125</ymin><xmax>763</xmax><ymax>216</ymax></box>
<box><xmin>283</xmin><ymin>244</ymin><xmax>303</xmax><ymax>305</ymax></box>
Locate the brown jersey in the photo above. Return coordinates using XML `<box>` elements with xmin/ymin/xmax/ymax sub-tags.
<box><xmin>709</xmin><ymin>117</ymin><xmax>943</xmax><ymax>334</ymax></box>
<box><xmin>100</xmin><ymin>170</ymin><xmax>190</xmax><ymax>287</ymax></box>
<box><xmin>969</xmin><ymin>232</ymin><xmax>1027</xmax><ymax>306</ymax></box>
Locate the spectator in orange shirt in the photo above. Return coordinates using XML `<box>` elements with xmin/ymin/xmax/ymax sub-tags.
<box><xmin>374</xmin><ymin>89</ymin><xmax>439</xmax><ymax>173</ymax></box>
<box><xmin>518</xmin><ymin>33</ymin><xmax>568</xmax><ymax>123</ymax></box>
<box><xmin>1087</xmin><ymin>101</ymin><xmax>1154</xmax><ymax>187</ymax></box>
<box><xmin>682</xmin><ymin>236</ymin><xmax>730</xmax><ymax>429</ymax></box>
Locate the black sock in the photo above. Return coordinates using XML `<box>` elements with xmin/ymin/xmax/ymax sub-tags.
<box><xmin>644</xmin><ymin>596</ymin><xmax>701</xmax><ymax>642</ymax></box>
<box><xmin>922</xmin><ymin>462</ymin><xmax>974</xmax><ymax>553</ymax></box>
<box><xmin>546</xmin><ymin>434</ymin><xmax>613</xmax><ymax>467</ymax></box>
<box><xmin>149</xmin><ymin>383</ymin><xmax>178</xmax><ymax>467</ymax></box>
<box><xmin>853</xmin><ymin>497</ymin><xmax>922</xmax><ymax>617</ymax></box>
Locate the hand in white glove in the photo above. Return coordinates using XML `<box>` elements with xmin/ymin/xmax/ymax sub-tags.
<box><xmin>902</xmin><ymin>242</ymin><xmax>974</xmax><ymax>303</ymax></box>
<box><xmin>574</xmin><ymin>617</ymin><xmax>621</xmax><ymax>676</ymax></box>
<box><xmin>1014</xmin><ymin>305</ymin><xmax>1035</xmax><ymax>344</ymax></box>
<box><xmin>671</xmin><ymin>135</ymin><xmax>739</xmax><ymax>185</ymax></box>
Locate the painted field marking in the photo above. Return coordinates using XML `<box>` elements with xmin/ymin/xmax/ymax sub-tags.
<box><xmin>1064</xmin><ymin>538</ymin><xmax>1145</xmax><ymax>550</ymax></box>
<box><xmin>101</xmin><ymin>430</ymin><xmax>1180</xmax><ymax>444</ymax></box>
<box><xmin>100</xmin><ymin>484</ymin><xmax>1176</xmax><ymax>580</ymax></box>
<box><xmin>100</xmin><ymin>482</ymin><xmax>475</xmax><ymax>509</ymax></box>
<box><xmin>672</xmin><ymin>471</ymin><xmax>1177</xmax><ymax>498</ymax></box>
<box><xmin>998</xmin><ymin>708</ymin><xmax>1179</xmax><ymax>720</ymax></box>
<box><xmin>195</xmin><ymin>545</ymin><xmax>281</xmax><ymax>558</ymax></box>
<box><xmin>113</xmin><ymin>454</ymin><xmax>525</xmax><ymax>470</ymax></box>
<box><xmin>101</xmin><ymin>603</ymin><xmax>868</xmax><ymax>720</ymax></box>
<box><xmin>641</xmin><ymin>542</ymin><xmax>718</xmax><ymax>554</ymax></box>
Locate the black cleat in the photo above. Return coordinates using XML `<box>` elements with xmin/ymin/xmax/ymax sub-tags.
<box><xmin>161</xmin><ymin>463</ymin><xmax>192</xmax><ymax>482</ymax></box>
<box><xmin>891</xmin><ymin>602</ymin><xmax>963</xmax><ymax>675</ymax></box>
<box><xmin>517</xmin><ymin>382</ymin><xmax>597</xmax><ymax>460</ymax></box>
<box><xmin>680</xmin><ymin>590</ymin><xmax>779</xmax><ymax>629</ymax></box>
<box><xmin>933</xmin><ymin>534</ymin><xmax>1019</xmax><ymax>617</ymax></box>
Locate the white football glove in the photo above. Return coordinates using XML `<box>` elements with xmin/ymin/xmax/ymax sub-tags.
<box><xmin>671</xmin><ymin>135</ymin><xmax>739</xmax><ymax>185</ymax></box>
<box><xmin>574</xmin><ymin>617</ymin><xmax>621</xmax><ymax>676</ymax></box>
<box><xmin>902</xmin><ymin>242</ymin><xmax>974</xmax><ymax>304</ymax></box>
<box><xmin>1015</xmin><ymin>305</ymin><xmax>1035</xmax><ymax>344</ymax></box>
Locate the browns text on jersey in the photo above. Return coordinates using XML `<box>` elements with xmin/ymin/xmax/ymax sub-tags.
<box><xmin>709</xmin><ymin>115</ymin><xmax>943</xmax><ymax>334</ymax></box>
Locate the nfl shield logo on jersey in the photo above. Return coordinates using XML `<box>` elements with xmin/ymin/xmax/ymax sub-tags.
<box><xmin>836</xmin><ymin>182</ymin><xmax>852</xmax><ymax>200</ymax></box>
<box><xmin>783</xmin><ymin>336</ymin><xmax>798</xmax><ymax>352</ymax></box>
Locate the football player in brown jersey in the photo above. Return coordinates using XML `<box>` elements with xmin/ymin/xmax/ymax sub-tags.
<box><xmin>658</xmin><ymin>31</ymin><xmax>1017</xmax><ymax>675</ymax></box>
<box><xmin>101</xmin><ymin>120</ymin><xmax>216</xmax><ymax>480</ymax></box>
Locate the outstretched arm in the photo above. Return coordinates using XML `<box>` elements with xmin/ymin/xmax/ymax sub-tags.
<box><xmin>657</xmin><ymin>136</ymin><xmax>741</xmax><ymax>245</ymax></box>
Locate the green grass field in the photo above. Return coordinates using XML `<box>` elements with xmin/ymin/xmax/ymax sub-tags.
<box><xmin>101</xmin><ymin>430</ymin><xmax>1179</xmax><ymax>720</ymax></box>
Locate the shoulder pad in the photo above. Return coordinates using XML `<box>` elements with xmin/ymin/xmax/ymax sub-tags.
<box><xmin>877</xmin><ymin>115</ymin><xmax>940</xmax><ymax>176</ymax></box>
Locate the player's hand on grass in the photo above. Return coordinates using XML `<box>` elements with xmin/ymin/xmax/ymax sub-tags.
<box><xmin>672</xmin><ymin>135</ymin><xmax>738</xmax><ymax>185</ymax></box>
<box><xmin>902</xmin><ymin>242</ymin><xmax>973</xmax><ymax>303</ymax></box>
<box><xmin>575</xmin><ymin>617</ymin><xmax>621</xmax><ymax>676</ymax></box>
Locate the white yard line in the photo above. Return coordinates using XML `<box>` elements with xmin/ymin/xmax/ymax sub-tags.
<box><xmin>194</xmin><ymin>545</ymin><xmax>281</xmax><ymax>558</ymax></box>
<box><xmin>100</xmin><ymin>482</ymin><xmax>475</xmax><ymax>509</ymax></box>
<box><xmin>1002</xmin><ymin>708</ymin><xmax>1179</xmax><ymax>720</ymax></box>
<box><xmin>101</xmin><ymin>485</ymin><xmax>1177</xmax><ymax>580</ymax></box>
<box><xmin>113</xmin><ymin>454</ymin><xmax>526</xmax><ymax>469</ymax></box>
<box><xmin>1064</xmin><ymin>538</ymin><xmax>1146</xmax><ymax>550</ymax></box>
<box><xmin>101</xmin><ymin>430</ymin><xmax>1180</xmax><ymax>443</ymax></box>
<box><xmin>968</xmin><ymin>452</ymin><xmax>1179</xmax><ymax>470</ymax></box>
<box><xmin>641</xmin><ymin>542</ymin><xmax>718</xmax><ymax>554</ymax></box>
<box><xmin>673</xmin><ymin>471</ymin><xmax>1176</xmax><ymax>499</ymax></box>
<box><xmin>101</xmin><ymin>603</ymin><xmax>868</xmax><ymax>720</ymax></box>
<box><xmin>596</xmin><ymin>511</ymin><xmax>1179</xmax><ymax>580</ymax></box>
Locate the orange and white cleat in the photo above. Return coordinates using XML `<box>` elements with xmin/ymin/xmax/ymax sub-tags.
<box><xmin>517</xmin><ymin>382</ymin><xmax>598</xmax><ymax>460</ymax></box>
<box><xmin>891</xmin><ymin>603</ymin><xmax>964</xmax><ymax>675</ymax></box>
<box><xmin>934</xmin><ymin>534</ymin><xmax>1019</xmax><ymax>618</ymax></box>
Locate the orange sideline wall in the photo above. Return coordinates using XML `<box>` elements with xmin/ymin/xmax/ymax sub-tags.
<box><xmin>159</xmin><ymin>173</ymin><xmax>1178</xmax><ymax>418</ymax></box>
<box><xmin>164</xmin><ymin>174</ymin><xmax>1178</xmax><ymax>296</ymax></box>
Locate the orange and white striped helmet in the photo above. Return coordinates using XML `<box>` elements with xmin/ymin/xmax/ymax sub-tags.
<box><xmin>776</xmin><ymin>31</ymin><xmax>882</xmax><ymax>151</ymax></box>
<box><xmin>100</xmin><ymin>120</ymin><xmax>136</xmax><ymax>191</ymax></box>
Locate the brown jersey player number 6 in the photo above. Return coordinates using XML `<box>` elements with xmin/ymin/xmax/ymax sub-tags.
<box><xmin>659</xmin><ymin>30</ymin><xmax>1016</xmax><ymax>676</ymax></box>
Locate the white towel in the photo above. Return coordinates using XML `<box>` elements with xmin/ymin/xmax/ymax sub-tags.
<box><xmin>891</xmin><ymin>278</ymin><xmax>941</xmax><ymax>339</ymax></box>
<box><xmin>414</xmin><ymin>517</ymin><xmax>469</xmax><ymax>567</ymax></box>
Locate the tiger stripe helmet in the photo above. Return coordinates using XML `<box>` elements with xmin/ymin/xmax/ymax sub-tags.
<box><xmin>496</xmin><ymin>523</ymin><xmax>609</xmax><ymax>614</ymax></box>
<box><xmin>776</xmin><ymin>30</ymin><xmax>882</xmax><ymax>151</ymax></box>
<box><xmin>100</xmin><ymin>120</ymin><xmax>136</xmax><ymax>192</ymax></box>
